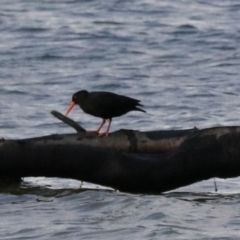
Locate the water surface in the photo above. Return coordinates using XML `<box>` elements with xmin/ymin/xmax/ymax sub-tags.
<box><xmin>1</xmin><ymin>0</ymin><xmax>240</xmax><ymax>239</ymax></box>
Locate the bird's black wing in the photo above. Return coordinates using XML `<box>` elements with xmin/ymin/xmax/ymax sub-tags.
<box><xmin>84</xmin><ymin>91</ymin><xmax>144</xmax><ymax>118</ymax></box>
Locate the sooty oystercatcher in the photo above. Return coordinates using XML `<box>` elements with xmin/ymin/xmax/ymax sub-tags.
<box><xmin>66</xmin><ymin>90</ymin><xmax>145</xmax><ymax>136</ymax></box>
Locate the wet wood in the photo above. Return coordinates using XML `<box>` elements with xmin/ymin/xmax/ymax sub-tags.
<box><xmin>1</xmin><ymin>122</ymin><xmax>240</xmax><ymax>193</ymax></box>
<box><xmin>49</xmin><ymin>110</ymin><xmax>198</xmax><ymax>153</ymax></box>
<box><xmin>51</xmin><ymin>110</ymin><xmax>85</xmax><ymax>133</ymax></box>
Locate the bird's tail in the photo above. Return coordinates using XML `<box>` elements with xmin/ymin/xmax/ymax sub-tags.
<box><xmin>135</xmin><ymin>107</ymin><xmax>146</xmax><ymax>113</ymax></box>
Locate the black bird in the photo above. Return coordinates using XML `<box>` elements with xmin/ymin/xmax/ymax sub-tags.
<box><xmin>66</xmin><ymin>90</ymin><xmax>145</xmax><ymax>136</ymax></box>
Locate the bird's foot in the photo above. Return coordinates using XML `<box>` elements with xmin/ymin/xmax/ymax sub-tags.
<box><xmin>86</xmin><ymin>130</ymin><xmax>109</xmax><ymax>137</ymax></box>
<box><xmin>98</xmin><ymin>131</ymin><xmax>109</xmax><ymax>137</ymax></box>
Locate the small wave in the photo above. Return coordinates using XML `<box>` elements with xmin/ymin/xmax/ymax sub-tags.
<box><xmin>93</xmin><ymin>21</ymin><xmax>123</xmax><ymax>25</ymax></box>
<box><xmin>39</xmin><ymin>54</ymin><xmax>60</xmax><ymax>60</ymax></box>
<box><xmin>17</xmin><ymin>27</ymin><xmax>48</xmax><ymax>33</ymax></box>
<box><xmin>173</xmin><ymin>24</ymin><xmax>198</xmax><ymax>35</ymax></box>
<box><xmin>178</xmin><ymin>24</ymin><xmax>198</xmax><ymax>30</ymax></box>
<box><xmin>223</xmin><ymin>91</ymin><xmax>238</xmax><ymax>96</ymax></box>
<box><xmin>3</xmin><ymin>89</ymin><xmax>27</xmax><ymax>95</ymax></box>
<box><xmin>212</xmin><ymin>45</ymin><xmax>236</xmax><ymax>51</ymax></box>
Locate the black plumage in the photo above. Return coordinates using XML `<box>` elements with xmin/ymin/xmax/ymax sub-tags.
<box><xmin>66</xmin><ymin>90</ymin><xmax>145</xmax><ymax>136</ymax></box>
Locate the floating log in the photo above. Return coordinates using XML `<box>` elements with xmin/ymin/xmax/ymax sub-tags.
<box><xmin>49</xmin><ymin>110</ymin><xmax>198</xmax><ymax>153</ymax></box>
<box><xmin>0</xmin><ymin>111</ymin><xmax>240</xmax><ymax>193</ymax></box>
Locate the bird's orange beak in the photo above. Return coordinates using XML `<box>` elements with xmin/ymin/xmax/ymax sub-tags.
<box><xmin>66</xmin><ymin>102</ymin><xmax>76</xmax><ymax>115</ymax></box>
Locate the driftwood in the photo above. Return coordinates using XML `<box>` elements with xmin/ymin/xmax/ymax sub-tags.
<box><xmin>0</xmin><ymin>110</ymin><xmax>240</xmax><ymax>194</ymax></box>
<box><xmin>50</xmin><ymin>110</ymin><xmax>198</xmax><ymax>153</ymax></box>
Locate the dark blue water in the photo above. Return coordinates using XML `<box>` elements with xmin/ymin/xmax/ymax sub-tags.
<box><xmin>1</xmin><ymin>0</ymin><xmax>240</xmax><ymax>239</ymax></box>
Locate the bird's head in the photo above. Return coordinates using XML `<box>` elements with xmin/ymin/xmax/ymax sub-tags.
<box><xmin>66</xmin><ymin>90</ymin><xmax>88</xmax><ymax>115</ymax></box>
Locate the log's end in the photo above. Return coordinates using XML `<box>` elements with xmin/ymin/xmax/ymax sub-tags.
<box><xmin>0</xmin><ymin>176</ymin><xmax>22</xmax><ymax>185</ymax></box>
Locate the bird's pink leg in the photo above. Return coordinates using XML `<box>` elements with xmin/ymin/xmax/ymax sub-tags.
<box><xmin>98</xmin><ymin>118</ymin><xmax>112</xmax><ymax>137</ymax></box>
<box><xmin>87</xmin><ymin>119</ymin><xmax>106</xmax><ymax>134</ymax></box>
<box><xmin>96</xmin><ymin>119</ymin><xmax>106</xmax><ymax>133</ymax></box>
